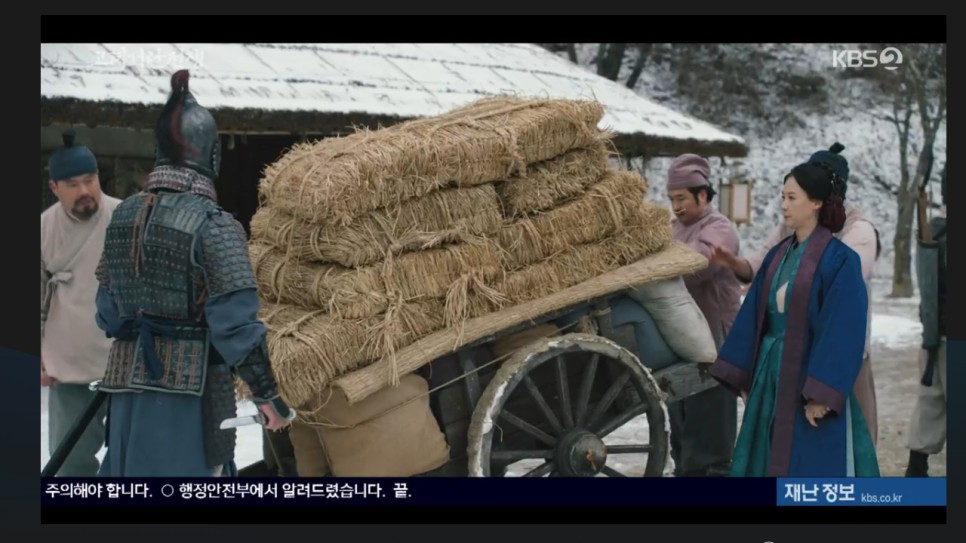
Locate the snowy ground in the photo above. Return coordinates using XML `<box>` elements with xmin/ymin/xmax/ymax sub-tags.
<box><xmin>40</xmin><ymin>274</ymin><xmax>945</xmax><ymax>478</ymax></box>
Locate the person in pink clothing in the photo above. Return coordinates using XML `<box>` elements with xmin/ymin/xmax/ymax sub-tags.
<box><xmin>710</xmin><ymin>143</ymin><xmax>880</xmax><ymax>445</ymax></box>
<box><xmin>665</xmin><ymin>153</ymin><xmax>744</xmax><ymax>476</ymax></box>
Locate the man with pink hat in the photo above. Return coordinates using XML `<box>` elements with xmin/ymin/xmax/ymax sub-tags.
<box><xmin>665</xmin><ymin>153</ymin><xmax>743</xmax><ymax>476</ymax></box>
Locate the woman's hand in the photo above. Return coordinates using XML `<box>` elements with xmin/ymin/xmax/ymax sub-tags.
<box><xmin>804</xmin><ymin>401</ymin><xmax>831</xmax><ymax>427</ymax></box>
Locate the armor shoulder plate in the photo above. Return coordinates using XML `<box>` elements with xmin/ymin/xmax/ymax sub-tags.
<box><xmin>101</xmin><ymin>193</ymin><xmax>152</xmax><ymax>286</ymax></box>
<box><xmin>200</xmin><ymin>209</ymin><xmax>258</xmax><ymax>298</ymax></box>
<box><xmin>103</xmin><ymin>192</ymin><xmax>215</xmax><ymax>320</ymax></box>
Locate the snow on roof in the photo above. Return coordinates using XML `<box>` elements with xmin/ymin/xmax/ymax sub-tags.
<box><xmin>41</xmin><ymin>43</ymin><xmax>748</xmax><ymax>155</ymax></box>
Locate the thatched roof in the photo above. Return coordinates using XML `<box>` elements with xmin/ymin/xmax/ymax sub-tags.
<box><xmin>40</xmin><ymin>43</ymin><xmax>749</xmax><ymax>158</ymax></box>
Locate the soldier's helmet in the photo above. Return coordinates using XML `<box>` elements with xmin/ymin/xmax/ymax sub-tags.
<box><xmin>154</xmin><ymin>69</ymin><xmax>221</xmax><ymax>180</ymax></box>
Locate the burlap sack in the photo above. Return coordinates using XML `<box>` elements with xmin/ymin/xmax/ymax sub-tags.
<box><xmin>305</xmin><ymin>374</ymin><xmax>451</xmax><ymax>477</ymax></box>
<box><xmin>489</xmin><ymin>323</ymin><xmax>560</xmax><ymax>360</ymax></box>
<box><xmin>625</xmin><ymin>276</ymin><xmax>717</xmax><ymax>363</ymax></box>
<box><xmin>288</xmin><ymin>419</ymin><xmax>330</xmax><ymax>477</ymax></box>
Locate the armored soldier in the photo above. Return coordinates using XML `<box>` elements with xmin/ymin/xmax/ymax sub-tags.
<box><xmin>905</xmin><ymin>166</ymin><xmax>947</xmax><ymax>477</ymax></box>
<box><xmin>93</xmin><ymin>70</ymin><xmax>292</xmax><ymax>476</ymax></box>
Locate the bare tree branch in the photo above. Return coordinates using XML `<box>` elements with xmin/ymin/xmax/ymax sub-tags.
<box><xmin>871</xmin><ymin>175</ymin><xmax>943</xmax><ymax>209</ymax></box>
<box><xmin>886</xmin><ymin>44</ymin><xmax>946</xmax><ymax>297</ymax></box>
<box><xmin>873</xmin><ymin>175</ymin><xmax>898</xmax><ymax>195</ymax></box>
<box><xmin>625</xmin><ymin>44</ymin><xmax>652</xmax><ymax>89</ymax></box>
<box><xmin>596</xmin><ymin>43</ymin><xmax>627</xmax><ymax>81</ymax></box>
<box><xmin>595</xmin><ymin>44</ymin><xmax>607</xmax><ymax>75</ymax></box>
<box><xmin>936</xmin><ymin>83</ymin><xmax>947</xmax><ymax>127</ymax></box>
<box><xmin>538</xmin><ymin>43</ymin><xmax>579</xmax><ymax>64</ymax></box>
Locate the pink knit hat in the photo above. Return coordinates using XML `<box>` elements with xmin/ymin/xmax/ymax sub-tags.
<box><xmin>667</xmin><ymin>153</ymin><xmax>711</xmax><ymax>190</ymax></box>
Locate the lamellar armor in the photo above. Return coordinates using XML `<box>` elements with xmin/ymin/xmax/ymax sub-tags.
<box><xmin>98</xmin><ymin>188</ymin><xmax>253</xmax><ymax>395</ymax></box>
<box><xmin>96</xmin><ymin>171</ymin><xmax>288</xmax><ymax>466</ymax></box>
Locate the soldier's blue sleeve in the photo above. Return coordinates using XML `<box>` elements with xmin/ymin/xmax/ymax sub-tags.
<box><xmin>94</xmin><ymin>251</ymin><xmax>130</xmax><ymax>339</ymax></box>
<box><xmin>94</xmin><ymin>283</ymin><xmax>126</xmax><ymax>338</ymax></box>
<box><xmin>197</xmin><ymin>212</ymin><xmax>268</xmax><ymax>368</ymax></box>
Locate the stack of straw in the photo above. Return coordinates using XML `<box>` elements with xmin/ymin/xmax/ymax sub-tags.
<box><xmin>248</xmin><ymin>96</ymin><xmax>672</xmax><ymax>409</ymax></box>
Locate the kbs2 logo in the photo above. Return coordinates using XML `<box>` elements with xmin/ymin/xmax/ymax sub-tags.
<box><xmin>831</xmin><ymin>47</ymin><xmax>903</xmax><ymax>70</ymax></box>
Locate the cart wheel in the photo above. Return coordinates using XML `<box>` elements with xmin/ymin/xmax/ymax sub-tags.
<box><xmin>467</xmin><ymin>333</ymin><xmax>669</xmax><ymax>477</ymax></box>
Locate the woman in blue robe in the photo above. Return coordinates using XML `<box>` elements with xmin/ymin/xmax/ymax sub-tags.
<box><xmin>708</xmin><ymin>157</ymin><xmax>879</xmax><ymax>477</ymax></box>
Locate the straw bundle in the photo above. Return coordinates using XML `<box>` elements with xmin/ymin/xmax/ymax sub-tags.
<box><xmin>258</xmin><ymin>97</ymin><xmax>605</xmax><ymax>226</ymax></box>
<box><xmin>486</xmin><ymin>214</ymin><xmax>671</xmax><ymax>311</ymax></box>
<box><xmin>496</xmin><ymin>170</ymin><xmax>661</xmax><ymax>269</ymax></box>
<box><xmin>496</xmin><ymin>143</ymin><xmax>612</xmax><ymax>218</ymax></box>
<box><xmin>248</xmin><ymin>95</ymin><xmax>679</xmax><ymax>408</ymax></box>
<box><xmin>249</xmin><ymin>239</ymin><xmax>506</xmax><ymax>320</ymax></box>
<box><xmin>249</xmin><ymin>184</ymin><xmax>503</xmax><ymax>268</ymax></box>
<box><xmin>259</xmin><ymin>300</ymin><xmax>447</xmax><ymax>407</ymax></box>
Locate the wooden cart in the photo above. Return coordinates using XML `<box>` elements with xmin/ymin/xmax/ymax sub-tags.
<box><xmin>245</xmin><ymin>243</ymin><xmax>716</xmax><ymax>478</ymax></box>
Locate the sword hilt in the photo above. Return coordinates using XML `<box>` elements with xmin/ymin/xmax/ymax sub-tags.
<box><xmin>258</xmin><ymin>394</ymin><xmax>294</xmax><ymax>422</ymax></box>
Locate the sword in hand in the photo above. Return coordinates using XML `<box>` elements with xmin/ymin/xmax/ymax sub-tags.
<box><xmin>219</xmin><ymin>412</ymin><xmax>267</xmax><ymax>429</ymax></box>
<box><xmin>220</xmin><ymin>408</ymin><xmax>295</xmax><ymax>430</ymax></box>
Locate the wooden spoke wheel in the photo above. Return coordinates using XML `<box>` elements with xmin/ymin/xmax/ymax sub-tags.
<box><xmin>467</xmin><ymin>333</ymin><xmax>669</xmax><ymax>477</ymax></box>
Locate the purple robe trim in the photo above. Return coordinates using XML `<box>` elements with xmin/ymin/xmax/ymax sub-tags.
<box><xmin>761</xmin><ymin>226</ymin><xmax>833</xmax><ymax>477</ymax></box>
<box><xmin>803</xmin><ymin>377</ymin><xmax>846</xmax><ymax>414</ymax></box>
<box><xmin>708</xmin><ymin>359</ymin><xmax>751</xmax><ymax>395</ymax></box>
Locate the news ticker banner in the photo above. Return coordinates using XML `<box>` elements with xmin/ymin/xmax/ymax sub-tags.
<box><xmin>776</xmin><ymin>478</ymin><xmax>945</xmax><ymax>506</ymax></box>
<box><xmin>41</xmin><ymin>477</ymin><xmax>945</xmax><ymax>507</ymax></box>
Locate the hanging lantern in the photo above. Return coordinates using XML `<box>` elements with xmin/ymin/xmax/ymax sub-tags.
<box><xmin>718</xmin><ymin>160</ymin><xmax>753</xmax><ymax>225</ymax></box>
